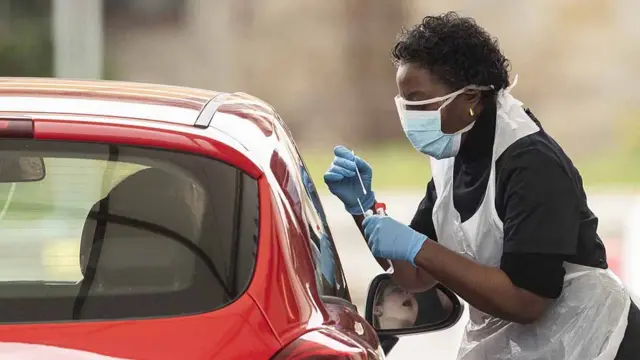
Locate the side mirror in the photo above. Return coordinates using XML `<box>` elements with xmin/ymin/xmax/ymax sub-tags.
<box><xmin>364</xmin><ymin>273</ymin><xmax>463</xmax><ymax>336</ymax></box>
<box><xmin>0</xmin><ymin>156</ymin><xmax>45</xmax><ymax>183</ymax></box>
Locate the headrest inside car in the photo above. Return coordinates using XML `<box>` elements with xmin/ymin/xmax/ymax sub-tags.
<box><xmin>79</xmin><ymin>167</ymin><xmax>199</xmax><ymax>291</ymax></box>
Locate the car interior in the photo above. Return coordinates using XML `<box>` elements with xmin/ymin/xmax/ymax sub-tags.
<box><xmin>79</xmin><ymin>167</ymin><xmax>198</xmax><ymax>294</ymax></box>
<box><xmin>0</xmin><ymin>165</ymin><xmax>225</xmax><ymax>322</ymax></box>
<box><xmin>73</xmin><ymin>168</ymin><xmax>200</xmax><ymax>319</ymax></box>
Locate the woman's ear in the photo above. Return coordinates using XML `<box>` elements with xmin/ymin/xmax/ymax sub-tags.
<box><xmin>464</xmin><ymin>91</ymin><xmax>483</xmax><ymax>116</ymax></box>
<box><xmin>373</xmin><ymin>306</ymin><xmax>383</xmax><ymax>317</ymax></box>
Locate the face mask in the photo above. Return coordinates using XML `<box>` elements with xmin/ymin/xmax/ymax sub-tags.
<box><xmin>395</xmin><ymin>85</ymin><xmax>492</xmax><ymax>159</ymax></box>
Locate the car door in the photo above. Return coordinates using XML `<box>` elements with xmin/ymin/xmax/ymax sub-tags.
<box><xmin>270</xmin><ymin>115</ymin><xmax>382</xmax><ymax>353</ymax></box>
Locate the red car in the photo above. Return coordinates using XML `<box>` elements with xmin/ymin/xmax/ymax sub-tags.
<box><xmin>0</xmin><ymin>78</ymin><xmax>462</xmax><ymax>359</ymax></box>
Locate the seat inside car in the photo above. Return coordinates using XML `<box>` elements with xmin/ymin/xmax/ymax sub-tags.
<box><xmin>78</xmin><ymin>167</ymin><xmax>199</xmax><ymax>294</ymax></box>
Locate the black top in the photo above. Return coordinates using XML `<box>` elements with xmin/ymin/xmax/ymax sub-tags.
<box><xmin>408</xmin><ymin>101</ymin><xmax>639</xmax><ymax>357</ymax></box>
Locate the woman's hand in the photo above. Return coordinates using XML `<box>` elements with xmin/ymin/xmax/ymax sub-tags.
<box><xmin>323</xmin><ymin>145</ymin><xmax>375</xmax><ymax>215</ymax></box>
<box><xmin>362</xmin><ymin>215</ymin><xmax>427</xmax><ymax>265</ymax></box>
<box><xmin>361</xmin><ymin>215</ymin><xmax>552</xmax><ymax>324</ymax></box>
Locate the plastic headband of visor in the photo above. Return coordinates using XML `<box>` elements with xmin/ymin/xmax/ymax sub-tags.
<box><xmin>394</xmin><ymin>84</ymin><xmax>494</xmax><ymax>111</ymax></box>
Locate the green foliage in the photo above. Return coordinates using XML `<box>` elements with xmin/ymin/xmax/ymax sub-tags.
<box><xmin>305</xmin><ymin>138</ymin><xmax>640</xmax><ymax>192</ymax></box>
<box><xmin>575</xmin><ymin>107</ymin><xmax>640</xmax><ymax>189</ymax></box>
<box><xmin>0</xmin><ymin>19</ymin><xmax>53</xmax><ymax>77</ymax></box>
<box><xmin>102</xmin><ymin>56</ymin><xmax>119</xmax><ymax>81</ymax></box>
<box><xmin>615</xmin><ymin>107</ymin><xmax>640</xmax><ymax>154</ymax></box>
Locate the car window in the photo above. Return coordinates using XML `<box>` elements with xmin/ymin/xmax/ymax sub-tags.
<box><xmin>0</xmin><ymin>139</ymin><xmax>259</xmax><ymax>323</ymax></box>
<box><xmin>270</xmin><ymin>117</ymin><xmax>350</xmax><ymax>301</ymax></box>
<box><xmin>299</xmin><ymin>164</ymin><xmax>351</xmax><ymax>301</ymax></box>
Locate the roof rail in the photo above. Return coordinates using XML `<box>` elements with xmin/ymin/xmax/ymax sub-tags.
<box><xmin>193</xmin><ymin>93</ymin><xmax>230</xmax><ymax>129</ymax></box>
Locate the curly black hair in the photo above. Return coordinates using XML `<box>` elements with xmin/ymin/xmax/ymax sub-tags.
<box><xmin>391</xmin><ymin>12</ymin><xmax>511</xmax><ymax>93</ymax></box>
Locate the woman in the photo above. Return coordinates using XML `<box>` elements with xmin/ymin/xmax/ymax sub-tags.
<box><xmin>324</xmin><ymin>12</ymin><xmax>639</xmax><ymax>360</ymax></box>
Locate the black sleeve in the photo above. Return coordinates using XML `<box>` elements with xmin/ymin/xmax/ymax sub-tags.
<box><xmin>409</xmin><ymin>179</ymin><xmax>438</xmax><ymax>241</ymax></box>
<box><xmin>615</xmin><ymin>300</ymin><xmax>640</xmax><ymax>358</ymax></box>
<box><xmin>501</xmin><ymin>253</ymin><xmax>565</xmax><ymax>299</ymax></box>
<box><xmin>497</xmin><ymin>146</ymin><xmax>581</xmax><ymax>299</ymax></box>
<box><xmin>497</xmin><ymin>147</ymin><xmax>580</xmax><ymax>255</ymax></box>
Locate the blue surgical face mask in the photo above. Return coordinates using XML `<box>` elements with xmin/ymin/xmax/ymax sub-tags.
<box><xmin>395</xmin><ymin>85</ymin><xmax>491</xmax><ymax>160</ymax></box>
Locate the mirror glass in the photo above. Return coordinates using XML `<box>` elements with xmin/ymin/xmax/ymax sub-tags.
<box><xmin>0</xmin><ymin>156</ymin><xmax>46</xmax><ymax>183</ymax></box>
<box><xmin>371</xmin><ymin>279</ymin><xmax>454</xmax><ymax>330</ymax></box>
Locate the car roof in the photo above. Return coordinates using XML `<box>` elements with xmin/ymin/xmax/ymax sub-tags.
<box><xmin>0</xmin><ymin>77</ymin><xmax>284</xmax><ymax>169</ymax></box>
<box><xmin>0</xmin><ymin>77</ymin><xmax>218</xmax><ymax>123</ymax></box>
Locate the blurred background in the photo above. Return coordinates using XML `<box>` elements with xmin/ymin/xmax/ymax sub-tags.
<box><xmin>3</xmin><ymin>0</ymin><xmax>640</xmax><ymax>187</ymax></box>
<box><xmin>2</xmin><ymin>0</ymin><xmax>640</xmax><ymax>357</ymax></box>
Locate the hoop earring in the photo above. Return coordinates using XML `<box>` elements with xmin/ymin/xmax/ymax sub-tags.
<box><xmin>469</xmin><ymin>108</ymin><xmax>475</xmax><ymax>117</ymax></box>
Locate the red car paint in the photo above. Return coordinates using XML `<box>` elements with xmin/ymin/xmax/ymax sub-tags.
<box><xmin>606</xmin><ymin>238</ymin><xmax>622</xmax><ymax>279</ymax></box>
<box><xmin>0</xmin><ymin>78</ymin><xmax>382</xmax><ymax>359</ymax></box>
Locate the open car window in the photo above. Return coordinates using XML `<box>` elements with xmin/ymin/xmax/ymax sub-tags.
<box><xmin>270</xmin><ymin>119</ymin><xmax>351</xmax><ymax>302</ymax></box>
<box><xmin>0</xmin><ymin>140</ymin><xmax>259</xmax><ymax>323</ymax></box>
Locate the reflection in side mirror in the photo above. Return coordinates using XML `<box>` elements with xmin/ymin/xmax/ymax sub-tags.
<box><xmin>365</xmin><ymin>273</ymin><xmax>463</xmax><ymax>336</ymax></box>
<box><xmin>371</xmin><ymin>278</ymin><xmax>452</xmax><ymax>330</ymax></box>
<box><xmin>0</xmin><ymin>156</ymin><xmax>46</xmax><ymax>183</ymax></box>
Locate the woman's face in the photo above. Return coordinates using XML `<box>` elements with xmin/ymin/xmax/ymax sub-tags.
<box><xmin>395</xmin><ymin>62</ymin><xmax>482</xmax><ymax>134</ymax></box>
<box><xmin>374</xmin><ymin>284</ymin><xmax>419</xmax><ymax>329</ymax></box>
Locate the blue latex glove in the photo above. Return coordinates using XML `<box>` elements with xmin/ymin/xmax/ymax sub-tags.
<box><xmin>323</xmin><ymin>145</ymin><xmax>375</xmax><ymax>215</ymax></box>
<box><xmin>362</xmin><ymin>215</ymin><xmax>427</xmax><ymax>266</ymax></box>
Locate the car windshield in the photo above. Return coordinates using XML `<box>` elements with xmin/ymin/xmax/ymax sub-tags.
<box><xmin>0</xmin><ymin>139</ymin><xmax>259</xmax><ymax>323</ymax></box>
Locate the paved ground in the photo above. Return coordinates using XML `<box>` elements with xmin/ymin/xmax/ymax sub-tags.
<box><xmin>320</xmin><ymin>190</ymin><xmax>640</xmax><ymax>359</ymax></box>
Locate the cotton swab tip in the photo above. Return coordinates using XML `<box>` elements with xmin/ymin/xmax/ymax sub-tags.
<box><xmin>352</xmin><ymin>150</ymin><xmax>367</xmax><ymax>195</ymax></box>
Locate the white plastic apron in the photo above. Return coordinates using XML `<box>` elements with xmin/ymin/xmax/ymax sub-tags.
<box><xmin>430</xmin><ymin>85</ymin><xmax>631</xmax><ymax>360</ymax></box>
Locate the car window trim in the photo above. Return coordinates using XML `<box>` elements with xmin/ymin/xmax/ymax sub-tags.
<box><xmin>229</xmin><ymin>170</ymin><xmax>243</xmax><ymax>295</ymax></box>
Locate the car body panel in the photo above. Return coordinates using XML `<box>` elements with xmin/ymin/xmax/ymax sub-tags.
<box><xmin>0</xmin><ymin>78</ymin><xmax>381</xmax><ymax>359</ymax></box>
<box><xmin>0</xmin><ymin>295</ymin><xmax>280</xmax><ymax>359</ymax></box>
